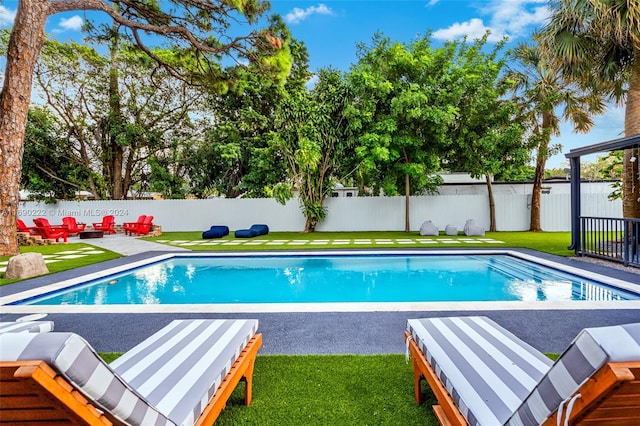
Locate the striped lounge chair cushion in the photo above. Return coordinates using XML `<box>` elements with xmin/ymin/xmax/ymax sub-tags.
<box><xmin>507</xmin><ymin>322</ymin><xmax>640</xmax><ymax>425</ymax></box>
<box><xmin>406</xmin><ymin>316</ymin><xmax>553</xmax><ymax>426</ymax></box>
<box><xmin>0</xmin><ymin>320</ymin><xmax>54</xmax><ymax>333</ymax></box>
<box><xmin>0</xmin><ymin>331</ymin><xmax>173</xmax><ymax>425</ymax></box>
<box><xmin>110</xmin><ymin>319</ymin><xmax>259</xmax><ymax>426</ymax></box>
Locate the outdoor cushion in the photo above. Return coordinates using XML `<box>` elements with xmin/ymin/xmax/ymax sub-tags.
<box><xmin>445</xmin><ymin>225</ymin><xmax>458</xmax><ymax>236</ymax></box>
<box><xmin>235</xmin><ymin>229</ymin><xmax>258</xmax><ymax>238</ymax></box>
<box><xmin>419</xmin><ymin>220</ymin><xmax>439</xmax><ymax>236</ymax></box>
<box><xmin>464</xmin><ymin>219</ymin><xmax>485</xmax><ymax>236</ymax></box>
<box><xmin>406</xmin><ymin>316</ymin><xmax>553</xmax><ymax>426</ymax></box>
<box><xmin>0</xmin><ymin>332</ymin><xmax>172</xmax><ymax>425</ymax></box>
<box><xmin>406</xmin><ymin>317</ymin><xmax>640</xmax><ymax>426</ymax></box>
<box><xmin>0</xmin><ymin>321</ymin><xmax>54</xmax><ymax>334</ymax></box>
<box><xmin>111</xmin><ymin>319</ymin><xmax>259</xmax><ymax>426</ymax></box>
<box><xmin>0</xmin><ymin>318</ymin><xmax>260</xmax><ymax>426</ymax></box>
<box><xmin>507</xmin><ymin>322</ymin><xmax>640</xmax><ymax>425</ymax></box>
<box><xmin>249</xmin><ymin>224</ymin><xmax>269</xmax><ymax>236</ymax></box>
<box><xmin>202</xmin><ymin>225</ymin><xmax>229</xmax><ymax>239</ymax></box>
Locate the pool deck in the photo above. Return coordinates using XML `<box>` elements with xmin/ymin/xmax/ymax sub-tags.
<box><xmin>1</xmin><ymin>246</ymin><xmax>639</xmax><ymax>355</ymax></box>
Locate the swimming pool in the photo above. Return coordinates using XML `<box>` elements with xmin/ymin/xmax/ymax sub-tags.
<box><xmin>11</xmin><ymin>252</ymin><xmax>640</xmax><ymax>306</ymax></box>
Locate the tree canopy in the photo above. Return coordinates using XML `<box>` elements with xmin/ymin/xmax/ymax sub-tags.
<box><xmin>537</xmin><ymin>0</ymin><xmax>640</xmax><ymax>218</ymax></box>
<box><xmin>0</xmin><ymin>0</ymin><xmax>290</xmax><ymax>255</ymax></box>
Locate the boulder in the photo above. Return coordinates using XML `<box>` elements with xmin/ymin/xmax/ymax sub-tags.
<box><xmin>4</xmin><ymin>252</ymin><xmax>49</xmax><ymax>280</ymax></box>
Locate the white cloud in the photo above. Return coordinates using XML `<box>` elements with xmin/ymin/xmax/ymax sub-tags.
<box><xmin>432</xmin><ymin>0</ymin><xmax>550</xmax><ymax>42</ymax></box>
<box><xmin>426</xmin><ymin>0</ymin><xmax>440</xmax><ymax>6</ymax></box>
<box><xmin>58</xmin><ymin>15</ymin><xmax>84</xmax><ymax>31</ymax></box>
<box><xmin>285</xmin><ymin>4</ymin><xmax>333</xmax><ymax>24</ymax></box>
<box><xmin>432</xmin><ymin>18</ymin><xmax>504</xmax><ymax>42</ymax></box>
<box><xmin>0</xmin><ymin>6</ymin><xmax>16</xmax><ymax>27</ymax></box>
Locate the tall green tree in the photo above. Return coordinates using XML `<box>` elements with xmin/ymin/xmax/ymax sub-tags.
<box><xmin>348</xmin><ymin>33</ymin><xmax>510</xmax><ymax>232</ymax></box>
<box><xmin>186</xmin><ymin>39</ymin><xmax>310</xmax><ymax>198</ymax></box>
<box><xmin>271</xmin><ymin>68</ymin><xmax>351</xmax><ymax>232</ymax></box>
<box><xmin>0</xmin><ymin>0</ymin><xmax>289</xmax><ymax>256</ymax></box>
<box><xmin>503</xmin><ymin>42</ymin><xmax>605</xmax><ymax>231</ymax></box>
<box><xmin>538</xmin><ymin>0</ymin><xmax>640</xmax><ymax>218</ymax></box>
<box><xmin>22</xmin><ymin>107</ymin><xmax>92</xmax><ymax>201</ymax></box>
<box><xmin>29</xmin><ymin>38</ymin><xmax>205</xmax><ymax>200</ymax></box>
<box><xmin>444</xmin><ymin>39</ymin><xmax>528</xmax><ymax>231</ymax></box>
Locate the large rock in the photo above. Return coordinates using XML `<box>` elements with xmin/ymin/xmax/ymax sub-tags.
<box><xmin>4</xmin><ymin>252</ymin><xmax>49</xmax><ymax>280</ymax></box>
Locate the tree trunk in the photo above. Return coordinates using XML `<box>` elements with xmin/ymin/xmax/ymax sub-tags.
<box><xmin>529</xmin><ymin>112</ymin><xmax>553</xmax><ymax>232</ymax></box>
<box><xmin>0</xmin><ymin>0</ymin><xmax>49</xmax><ymax>256</ymax></box>
<box><xmin>404</xmin><ymin>173</ymin><xmax>410</xmax><ymax>232</ymax></box>
<box><xmin>622</xmin><ymin>46</ymin><xmax>640</xmax><ymax>218</ymax></box>
<box><xmin>486</xmin><ymin>172</ymin><xmax>496</xmax><ymax>232</ymax></box>
<box><xmin>304</xmin><ymin>216</ymin><xmax>315</xmax><ymax>233</ymax></box>
<box><xmin>108</xmin><ymin>25</ymin><xmax>125</xmax><ymax>200</ymax></box>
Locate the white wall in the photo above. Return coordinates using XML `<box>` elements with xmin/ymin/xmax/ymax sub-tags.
<box><xmin>17</xmin><ymin>182</ymin><xmax>621</xmax><ymax>232</ymax></box>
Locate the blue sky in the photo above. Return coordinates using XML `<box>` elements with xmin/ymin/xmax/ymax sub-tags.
<box><xmin>0</xmin><ymin>0</ymin><xmax>626</xmax><ymax>169</ymax></box>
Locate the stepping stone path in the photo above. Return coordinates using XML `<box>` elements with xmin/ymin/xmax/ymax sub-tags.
<box><xmin>0</xmin><ymin>247</ymin><xmax>106</xmax><ymax>273</ymax></box>
<box><xmin>154</xmin><ymin>237</ymin><xmax>505</xmax><ymax>248</ymax></box>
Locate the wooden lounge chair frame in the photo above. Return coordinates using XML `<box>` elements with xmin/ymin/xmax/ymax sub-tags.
<box><xmin>0</xmin><ymin>334</ymin><xmax>262</xmax><ymax>425</ymax></box>
<box><xmin>404</xmin><ymin>331</ymin><xmax>640</xmax><ymax>426</ymax></box>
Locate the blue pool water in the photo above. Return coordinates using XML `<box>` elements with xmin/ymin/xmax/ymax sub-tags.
<box><xmin>21</xmin><ymin>254</ymin><xmax>639</xmax><ymax>305</ymax></box>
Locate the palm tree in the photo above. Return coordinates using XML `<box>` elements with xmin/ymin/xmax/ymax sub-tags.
<box><xmin>504</xmin><ymin>42</ymin><xmax>605</xmax><ymax>231</ymax></box>
<box><xmin>537</xmin><ymin>0</ymin><xmax>640</xmax><ymax>218</ymax></box>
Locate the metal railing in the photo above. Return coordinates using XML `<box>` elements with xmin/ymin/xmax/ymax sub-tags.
<box><xmin>580</xmin><ymin>216</ymin><xmax>640</xmax><ymax>267</ymax></box>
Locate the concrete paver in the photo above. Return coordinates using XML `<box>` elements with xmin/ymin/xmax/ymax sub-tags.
<box><xmin>79</xmin><ymin>234</ymin><xmax>190</xmax><ymax>255</ymax></box>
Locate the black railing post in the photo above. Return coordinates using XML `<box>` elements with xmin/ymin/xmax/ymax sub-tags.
<box><xmin>568</xmin><ymin>157</ymin><xmax>581</xmax><ymax>252</ymax></box>
<box><xmin>578</xmin><ymin>216</ymin><xmax>640</xmax><ymax>268</ymax></box>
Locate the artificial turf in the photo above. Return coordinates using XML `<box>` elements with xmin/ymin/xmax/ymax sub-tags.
<box><xmin>146</xmin><ymin>230</ymin><xmax>575</xmax><ymax>256</ymax></box>
<box><xmin>215</xmin><ymin>354</ymin><xmax>438</xmax><ymax>426</ymax></box>
<box><xmin>0</xmin><ymin>243</ymin><xmax>121</xmax><ymax>286</ymax></box>
<box><xmin>97</xmin><ymin>353</ymin><xmax>439</xmax><ymax>425</ymax></box>
<box><xmin>98</xmin><ymin>352</ymin><xmax>561</xmax><ymax>425</ymax></box>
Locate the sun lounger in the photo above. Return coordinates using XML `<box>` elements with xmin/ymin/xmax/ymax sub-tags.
<box><xmin>405</xmin><ymin>316</ymin><xmax>640</xmax><ymax>426</ymax></box>
<box><xmin>0</xmin><ymin>319</ymin><xmax>262</xmax><ymax>425</ymax></box>
<box><xmin>0</xmin><ymin>321</ymin><xmax>54</xmax><ymax>334</ymax></box>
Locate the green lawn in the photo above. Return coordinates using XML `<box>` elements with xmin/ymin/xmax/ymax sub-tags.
<box><xmin>0</xmin><ymin>243</ymin><xmax>121</xmax><ymax>286</ymax></box>
<box><xmin>147</xmin><ymin>231</ymin><xmax>575</xmax><ymax>256</ymax></box>
<box><xmin>97</xmin><ymin>352</ymin><xmax>560</xmax><ymax>425</ymax></box>
<box><xmin>216</xmin><ymin>354</ymin><xmax>437</xmax><ymax>426</ymax></box>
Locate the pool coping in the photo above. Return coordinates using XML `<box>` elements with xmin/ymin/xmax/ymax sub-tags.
<box><xmin>1</xmin><ymin>248</ymin><xmax>639</xmax><ymax>314</ymax></box>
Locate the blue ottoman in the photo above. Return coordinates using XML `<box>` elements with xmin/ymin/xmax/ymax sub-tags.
<box><xmin>249</xmin><ymin>224</ymin><xmax>269</xmax><ymax>236</ymax></box>
<box><xmin>202</xmin><ymin>225</ymin><xmax>229</xmax><ymax>239</ymax></box>
<box><xmin>234</xmin><ymin>229</ymin><xmax>258</xmax><ymax>238</ymax></box>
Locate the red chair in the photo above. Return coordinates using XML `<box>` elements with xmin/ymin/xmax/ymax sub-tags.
<box><xmin>134</xmin><ymin>215</ymin><xmax>154</xmax><ymax>236</ymax></box>
<box><xmin>16</xmin><ymin>219</ymin><xmax>38</xmax><ymax>235</ymax></box>
<box><xmin>33</xmin><ymin>218</ymin><xmax>68</xmax><ymax>242</ymax></box>
<box><xmin>92</xmin><ymin>215</ymin><xmax>116</xmax><ymax>234</ymax></box>
<box><xmin>61</xmin><ymin>216</ymin><xmax>86</xmax><ymax>236</ymax></box>
<box><xmin>123</xmin><ymin>215</ymin><xmax>147</xmax><ymax>236</ymax></box>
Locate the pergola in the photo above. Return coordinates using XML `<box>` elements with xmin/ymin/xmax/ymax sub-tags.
<box><xmin>565</xmin><ymin>133</ymin><xmax>640</xmax><ymax>252</ymax></box>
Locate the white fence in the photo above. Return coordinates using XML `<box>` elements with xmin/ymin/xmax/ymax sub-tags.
<box><xmin>17</xmin><ymin>185</ymin><xmax>621</xmax><ymax>233</ymax></box>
